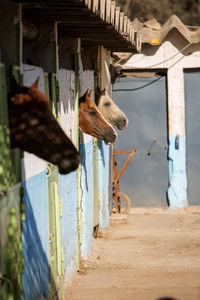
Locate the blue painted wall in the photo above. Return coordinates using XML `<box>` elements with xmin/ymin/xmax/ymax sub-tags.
<box><xmin>59</xmin><ymin>171</ymin><xmax>77</xmax><ymax>289</ymax></box>
<box><xmin>168</xmin><ymin>136</ymin><xmax>187</xmax><ymax>207</ymax></box>
<box><xmin>80</xmin><ymin>139</ymin><xmax>93</xmax><ymax>258</ymax></box>
<box><xmin>22</xmin><ymin>171</ymin><xmax>49</xmax><ymax>300</ymax></box>
<box><xmin>99</xmin><ymin>141</ymin><xmax>110</xmax><ymax>228</ymax></box>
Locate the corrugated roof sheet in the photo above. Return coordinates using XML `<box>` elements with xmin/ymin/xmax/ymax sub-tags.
<box><xmin>111</xmin><ymin>15</ymin><xmax>200</xmax><ymax>71</ymax></box>
<box><xmin>134</xmin><ymin>14</ymin><xmax>200</xmax><ymax>46</ymax></box>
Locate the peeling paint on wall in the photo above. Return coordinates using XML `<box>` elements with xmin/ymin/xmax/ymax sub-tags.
<box><xmin>80</xmin><ymin>139</ymin><xmax>93</xmax><ymax>259</ymax></box>
<box><xmin>58</xmin><ymin>69</ymin><xmax>76</xmax><ymax>145</ymax></box>
<box><xmin>99</xmin><ymin>141</ymin><xmax>110</xmax><ymax>228</ymax></box>
<box><xmin>168</xmin><ymin>135</ymin><xmax>188</xmax><ymax>207</ymax></box>
<box><xmin>22</xmin><ymin>170</ymin><xmax>49</xmax><ymax>300</ymax></box>
<box><xmin>79</xmin><ymin>68</ymin><xmax>95</xmax><ymax>259</ymax></box>
<box><xmin>57</xmin><ymin>68</ymin><xmax>78</xmax><ymax>292</ymax></box>
<box><xmin>59</xmin><ymin>172</ymin><xmax>77</xmax><ymax>291</ymax></box>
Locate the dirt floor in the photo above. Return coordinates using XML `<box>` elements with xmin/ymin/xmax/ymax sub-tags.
<box><xmin>66</xmin><ymin>207</ymin><xmax>200</xmax><ymax>300</ymax></box>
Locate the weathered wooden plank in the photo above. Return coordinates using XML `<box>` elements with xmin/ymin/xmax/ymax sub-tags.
<box><xmin>129</xmin><ymin>22</ymin><xmax>134</xmax><ymax>43</ymax></box>
<box><xmin>57</xmin><ymin>18</ymin><xmax>108</xmax><ymax>25</ymax></box>
<box><xmin>115</xmin><ymin>6</ymin><xmax>120</xmax><ymax>31</ymax></box>
<box><xmin>126</xmin><ymin>19</ymin><xmax>130</xmax><ymax>41</ymax></box>
<box><xmin>123</xmin><ymin>16</ymin><xmax>127</xmax><ymax>33</ymax></box>
<box><xmin>106</xmin><ymin>0</ymin><xmax>111</xmax><ymax>23</ymax></box>
<box><xmin>136</xmin><ymin>32</ymin><xmax>142</xmax><ymax>52</ymax></box>
<box><xmin>92</xmin><ymin>0</ymin><xmax>99</xmax><ymax>13</ymax></box>
<box><xmin>127</xmin><ymin>19</ymin><xmax>130</xmax><ymax>35</ymax></box>
<box><xmin>100</xmin><ymin>0</ymin><xmax>105</xmax><ymax>20</ymax></box>
<box><xmin>84</xmin><ymin>0</ymin><xmax>91</xmax><ymax>9</ymax></box>
<box><xmin>59</xmin><ymin>26</ymin><xmax>115</xmax><ymax>34</ymax></box>
<box><xmin>23</xmin><ymin>8</ymin><xmax>90</xmax><ymax>16</ymax></box>
<box><xmin>111</xmin><ymin>1</ymin><xmax>116</xmax><ymax>26</ymax></box>
<box><xmin>60</xmin><ymin>32</ymin><xmax>121</xmax><ymax>38</ymax></box>
<box><xmin>119</xmin><ymin>12</ymin><xmax>124</xmax><ymax>33</ymax></box>
<box><xmin>21</xmin><ymin>0</ymin><xmax>137</xmax><ymax>52</ymax></box>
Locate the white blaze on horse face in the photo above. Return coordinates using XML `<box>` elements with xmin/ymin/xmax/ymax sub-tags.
<box><xmin>98</xmin><ymin>90</ymin><xmax>128</xmax><ymax>130</ymax></box>
<box><xmin>79</xmin><ymin>89</ymin><xmax>117</xmax><ymax>144</ymax></box>
<box><xmin>96</xmin><ymin>105</ymin><xmax>118</xmax><ymax>138</ymax></box>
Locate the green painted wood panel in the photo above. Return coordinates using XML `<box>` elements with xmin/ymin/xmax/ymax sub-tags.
<box><xmin>0</xmin><ymin>184</ymin><xmax>24</xmax><ymax>300</ymax></box>
<box><xmin>47</xmin><ymin>73</ymin><xmax>63</xmax><ymax>299</ymax></box>
<box><xmin>0</xmin><ymin>64</ymin><xmax>16</xmax><ymax>191</ymax></box>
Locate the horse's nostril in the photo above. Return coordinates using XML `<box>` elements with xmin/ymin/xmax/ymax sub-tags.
<box><xmin>123</xmin><ymin>118</ymin><xmax>127</xmax><ymax>124</ymax></box>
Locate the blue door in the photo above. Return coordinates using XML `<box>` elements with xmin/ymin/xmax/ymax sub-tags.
<box><xmin>113</xmin><ymin>76</ymin><xmax>168</xmax><ymax>207</ymax></box>
<box><xmin>184</xmin><ymin>71</ymin><xmax>200</xmax><ymax>205</ymax></box>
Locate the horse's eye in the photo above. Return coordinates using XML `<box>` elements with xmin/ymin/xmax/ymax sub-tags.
<box><xmin>104</xmin><ymin>102</ymin><xmax>111</xmax><ymax>107</ymax></box>
<box><xmin>89</xmin><ymin>110</ymin><xmax>96</xmax><ymax>115</ymax></box>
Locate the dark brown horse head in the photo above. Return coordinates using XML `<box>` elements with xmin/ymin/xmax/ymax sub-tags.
<box><xmin>8</xmin><ymin>77</ymin><xmax>81</xmax><ymax>174</ymax></box>
<box><xmin>95</xmin><ymin>86</ymin><xmax>128</xmax><ymax>130</ymax></box>
<box><xmin>79</xmin><ymin>89</ymin><xmax>117</xmax><ymax>144</ymax></box>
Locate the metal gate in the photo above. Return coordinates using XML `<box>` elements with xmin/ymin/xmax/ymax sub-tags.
<box><xmin>184</xmin><ymin>70</ymin><xmax>200</xmax><ymax>205</ymax></box>
<box><xmin>113</xmin><ymin>76</ymin><xmax>168</xmax><ymax>207</ymax></box>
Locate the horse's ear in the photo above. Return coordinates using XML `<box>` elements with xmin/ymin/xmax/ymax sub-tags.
<box><xmin>95</xmin><ymin>87</ymin><xmax>100</xmax><ymax>105</ymax></box>
<box><xmin>10</xmin><ymin>76</ymin><xmax>21</xmax><ymax>92</ymax></box>
<box><xmin>79</xmin><ymin>90</ymin><xmax>88</xmax><ymax>105</ymax></box>
<box><xmin>96</xmin><ymin>86</ymin><xmax>101</xmax><ymax>95</ymax></box>
<box><xmin>88</xmin><ymin>90</ymin><xmax>93</xmax><ymax>98</ymax></box>
<box><xmin>102</xmin><ymin>87</ymin><xmax>106</xmax><ymax>95</ymax></box>
<box><xmin>30</xmin><ymin>77</ymin><xmax>40</xmax><ymax>89</ymax></box>
<box><xmin>85</xmin><ymin>89</ymin><xmax>90</xmax><ymax>97</ymax></box>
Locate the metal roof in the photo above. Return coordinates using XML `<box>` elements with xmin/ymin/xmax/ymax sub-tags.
<box><xmin>133</xmin><ymin>14</ymin><xmax>200</xmax><ymax>46</ymax></box>
<box><xmin>111</xmin><ymin>15</ymin><xmax>200</xmax><ymax>67</ymax></box>
<box><xmin>11</xmin><ymin>0</ymin><xmax>139</xmax><ymax>52</ymax></box>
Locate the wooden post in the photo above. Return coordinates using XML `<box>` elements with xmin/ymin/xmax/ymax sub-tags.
<box><xmin>74</xmin><ymin>43</ymin><xmax>82</xmax><ymax>271</ymax></box>
<box><xmin>92</xmin><ymin>60</ymin><xmax>100</xmax><ymax>230</ymax></box>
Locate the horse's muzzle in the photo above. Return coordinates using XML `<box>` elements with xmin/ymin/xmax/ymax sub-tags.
<box><xmin>59</xmin><ymin>152</ymin><xmax>81</xmax><ymax>174</ymax></box>
<box><xmin>116</xmin><ymin>116</ymin><xmax>129</xmax><ymax>130</ymax></box>
<box><xmin>103</xmin><ymin>130</ymin><xmax>117</xmax><ymax>145</ymax></box>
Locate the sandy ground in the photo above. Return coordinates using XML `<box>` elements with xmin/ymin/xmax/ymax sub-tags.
<box><xmin>66</xmin><ymin>207</ymin><xmax>200</xmax><ymax>300</ymax></box>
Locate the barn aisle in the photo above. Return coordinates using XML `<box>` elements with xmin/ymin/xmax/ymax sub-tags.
<box><xmin>66</xmin><ymin>207</ymin><xmax>200</xmax><ymax>300</ymax></box>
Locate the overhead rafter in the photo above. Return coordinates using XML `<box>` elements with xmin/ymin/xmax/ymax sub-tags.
<box><xmin>10</xmin><ymin>0</ymin><xmax>140</xmax><ymax>52</ymax></box>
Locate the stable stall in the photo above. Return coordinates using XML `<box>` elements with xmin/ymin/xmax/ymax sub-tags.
<box><xmin>0</xmin><ymin>1</ymin><xmax>137</xmax><ymax>299</ymax></box>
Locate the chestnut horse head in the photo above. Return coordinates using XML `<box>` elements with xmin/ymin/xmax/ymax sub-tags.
<box><xmin>79</xmin><ymin>90</ymin><xmax>117</xmax><ymax>144</ymax></box>
<box><xmin>8</xmin><ymin>77</ymin><xmax>81</xmax><ymax>174</ymax></box>
<box><xmin>95</xmin><ymin>86</ymin><xmax>128</xmax><ymax>130</ymax></box>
